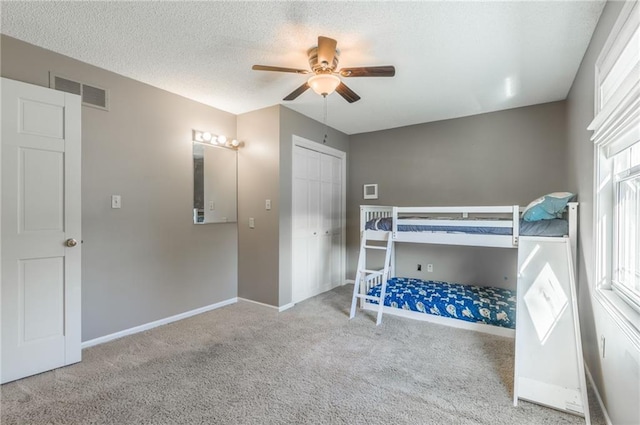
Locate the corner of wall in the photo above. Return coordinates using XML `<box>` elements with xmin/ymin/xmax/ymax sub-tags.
<box><xmin>237</xmin><ymin>105</ymin><xmax>281</xmax><ymax>307</ymax></box>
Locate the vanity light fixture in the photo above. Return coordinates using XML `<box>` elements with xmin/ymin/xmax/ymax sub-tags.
<box><xmin>192</xmin><ymin>129</ymin><xmax>244</xmax><ymax>149</ymax></box>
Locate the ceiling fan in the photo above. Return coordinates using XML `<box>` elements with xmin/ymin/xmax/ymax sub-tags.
<box><xmin>252</xmin><ymin>36</ymin><xmax>395</xmax><ymax>103</ymax></box>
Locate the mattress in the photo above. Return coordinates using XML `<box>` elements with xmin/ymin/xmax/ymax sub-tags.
<box><xmin>365</xmin><ymin>217</ymin><xmax>568</xmax><ymax>237</ymax></box>
<box><xmin>367</xmin><ymin>277</ymin><xmax>516</xmax><ymax>329</ymax></box>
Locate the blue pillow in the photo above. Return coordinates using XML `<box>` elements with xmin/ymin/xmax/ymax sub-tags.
<box><xmin>522</xmin><ymin>192</ymin><xmax>574</xmax><ymax>222</ymax></box>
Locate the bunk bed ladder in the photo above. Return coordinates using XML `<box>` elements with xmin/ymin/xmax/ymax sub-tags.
<box><xmin>349</xmin><ymin>233</ymin><xmax>394</xmax><ymax>325</ymax></box>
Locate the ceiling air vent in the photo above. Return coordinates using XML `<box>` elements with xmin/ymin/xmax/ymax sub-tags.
<box><xmin>49</xmin><ymin>72</ymin><xmax>109</xmax><ymax>111</ymax></box>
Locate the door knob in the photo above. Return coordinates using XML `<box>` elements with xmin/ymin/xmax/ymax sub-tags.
<box><xmin>65</xmin><ymin>238</ymin><xmax>78</xmax><ymax>248</ymax></box>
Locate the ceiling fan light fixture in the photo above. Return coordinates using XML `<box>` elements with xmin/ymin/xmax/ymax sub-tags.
<box><xmin>308</xmin><ymin>74</ymin><xmax>341</xmax><ymax>96</ymax></box>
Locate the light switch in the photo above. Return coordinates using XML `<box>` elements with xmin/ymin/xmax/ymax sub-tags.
<box><xmin>111</xmin><ymin>195</ymin><xmax>121</xmax><ymax>209</ymax></box>
<box><xmin>209</xmin><ymin>201</ymin><xmax>215</xmax><ymax>211</ymax></box>
<box><xmin>249</xmin><ymin>217</ymin><xmax>255</xmax><ymax>229</ymax></box>
<box><xmin>265</xmin><ymin>199</ymin><xmax>271</xmax><ymax>210</ymax></box>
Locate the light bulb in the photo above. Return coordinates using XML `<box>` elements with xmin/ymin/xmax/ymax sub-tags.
<box><xmin>231</xmin><ymin>139</ymin><xmax>239</xmax><ymax>147</ymax></box>
<box><xmin>202</xmin><ymin>132</ymin><xmax>212</xmax><ymax>142</ymax></box>
<box><xmin>218</xmin><ymin>135</ymin><xmax>227</xmax><ymax>145</ymax></box>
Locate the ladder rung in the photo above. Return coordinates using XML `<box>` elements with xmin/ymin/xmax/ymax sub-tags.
<box><xmin>360</xmin><ymin>269</ymin><xmax>383</xmax><ymax>275</ymax></box>
<box><xmin>364</xmin><ymin>245</ymin><xmax>387</xmax><ymax>250</ymax></box>
<box><xmin>356</xmin><ymin>294</ymin><xmax>382</xmax><ymax>302</ymax></box>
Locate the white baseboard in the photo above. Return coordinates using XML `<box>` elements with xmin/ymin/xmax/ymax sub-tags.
<box><xmin>81</xmin><ymin>297</ymin><xmax>238</xmax><ymax>349</ymax></box>
<box><xmin>237</xmin><ymin>297</ymin><xmax>294</xmax><ymax>312</ymax></box>
<box><xmin>344</xmin><ymin>279</ymin><xmax>355</xmax><ymax>285</ymax></box>
<box><xmin>278</xmin><ymin>303</ymin><xmax>295</xmax><ymax>312</ymax></box>
<box><xmin>237</xmin><ymin>297</ymin><xmax>278</xmax><ymax>310</ymax></box>
<box><xmin>584</xmin><ymin>363</ymin><xmax>613</xmax><ymax>425</ymax></box>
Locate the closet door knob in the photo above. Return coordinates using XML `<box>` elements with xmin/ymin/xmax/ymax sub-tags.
<box><xmin>65</xmin><ymin>238</ymin><xmax>78</xmax><ymax>248</ymax></box>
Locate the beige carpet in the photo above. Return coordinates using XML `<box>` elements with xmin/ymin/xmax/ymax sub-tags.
<box><xmin>1</xmin><ymin>284</ymin><xmax>605</xmax><ymax>424</ymax></box>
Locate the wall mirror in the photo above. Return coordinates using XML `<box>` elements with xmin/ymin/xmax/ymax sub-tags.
<box><xmin>193</xmin><ymin>143</ymin><xmax>237</xmax><ymax>224</ymax></box>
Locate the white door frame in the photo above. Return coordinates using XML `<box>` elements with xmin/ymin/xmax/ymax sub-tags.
<box><xmin>292</xmin><ymin>135</ymin><xmax>347</xmax><ymax>298</ymax></box>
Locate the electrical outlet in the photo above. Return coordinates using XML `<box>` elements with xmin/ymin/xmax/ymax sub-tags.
<box><xmin>417</xmin><ymin>264</ymin><xmax>422</xmax><ymax>271</ymax></box>
<box><xmin>427</xmin><ymin>264</ymin><xmax>433</xmax><ymax>272</ymax></box>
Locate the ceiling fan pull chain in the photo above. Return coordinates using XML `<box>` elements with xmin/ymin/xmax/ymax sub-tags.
<box><xmin>323</xmin><ymin>94</ymin><xmax>328</xmax><ymax>144</ymax></box>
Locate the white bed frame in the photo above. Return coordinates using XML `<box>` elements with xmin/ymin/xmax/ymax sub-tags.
<box><xmin>357</xmin><ymin>203</ymin><xmax>578</xmax><ymax>337</ymax></box>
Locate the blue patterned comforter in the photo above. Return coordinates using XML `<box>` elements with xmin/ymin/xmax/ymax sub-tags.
<box><xmin>367</xmin><ymin>277</ymin><xmax>516</xmax><ymax>329</ymax></box>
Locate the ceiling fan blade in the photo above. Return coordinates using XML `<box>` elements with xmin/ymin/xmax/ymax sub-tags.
<box><xmin>283</xmin><ymin>82</ymin><xmax>310</xmax><ymax>101</ymax></box>
<box><xmin>252</xmin><ymin>65</ymin><xmax>310</xmax><ymax>74</ymax></box>
<box><xmin>339</xmin><ymin>66</ymin><xmax>396</xmax><ymax>77</ymax></box>
<box><xmin>317</xmin><ymin>36</ymin><xmax>337</xmax><ymax>67</ymax></box>
<box><xmin>335</xmin><ymin>82</ymin><xmax>361</xmax><ymax>103</ymax></box>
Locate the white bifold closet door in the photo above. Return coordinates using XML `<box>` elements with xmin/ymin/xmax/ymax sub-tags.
<box><xmin>292</xmin><ymin>145</ymin><xmax>342</xmax><ymax>303</ymax></box>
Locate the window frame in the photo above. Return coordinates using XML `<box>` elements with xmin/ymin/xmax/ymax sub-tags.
<box><xmin>589</xmin><ymin>0</ymin><xmax>640</xmax><ymax>348</ymax></box>
<box><xmin>611</xmin><ymin>154</ymin><xmax>640</xmax><ymax>313</ymax></box>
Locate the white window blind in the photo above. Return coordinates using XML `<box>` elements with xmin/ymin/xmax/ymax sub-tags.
<box><xmin>589</xmin><ymin>1</ymin><xmax>640</xmax><ymax>157</ymax></box>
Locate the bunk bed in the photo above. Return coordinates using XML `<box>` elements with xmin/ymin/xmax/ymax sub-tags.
<box><xmin>351</xmin><ymin>198</ymin><xmax>590</xmax><ymax>422</ymax></box>
<box><xmin>353</xmin><ymin>201</ymin><xmax>578</xmax><ymax>337</ymax></box>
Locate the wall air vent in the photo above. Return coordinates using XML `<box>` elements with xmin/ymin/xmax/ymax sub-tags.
<box><xmin>49</xmin><ymin>72</ymin><xmax>109</xmax><ymax>111</ymax></box>
<box><xmin>52</xmin><ymin>76</ymin><xmax>81</xmax><ymax>96</ymax></box>
<box><xmin>81</xmin><ymin>84</ymin><xmax>107</xmax><ymax>109</ymax></box>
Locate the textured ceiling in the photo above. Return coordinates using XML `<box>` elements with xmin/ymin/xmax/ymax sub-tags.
<box><xmin>1</xmin><ymin>1</ymin><xmax>605</xmax><ymax>135</ymax></box>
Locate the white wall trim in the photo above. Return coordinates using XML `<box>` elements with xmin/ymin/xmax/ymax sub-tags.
<box><xmin>238</xmin><ymin>297</ymin><xmax>278</xmax><ymax>309</ymax></box>
<box><xmin>81</xmin><ymin>297</ymin><xmax>238</xmax><ymax>349</ymax></box>
<box><xmin>238</xmin><ymin>297</ymin><xmax>294</xmax><ymax>312</ymax></box>
<box><xmin>292</xmin><ymin>134</ymin><xmax>347</xmax><ymax>159</ymax></box>
<box><xmin>595</xmin><ymin>290</ymin><xmax>640</xmax><ymax>351</ymax></box>
<box><xmin>291</xmin><ymin>134</ymin><xmax>347</xmax><ymax>304</ymax></box>
<box><xmin>278</xmin><ymin>302</ymin><xmax>295</xmax><ymax>312</ymax></box>
<box><xmin>584</xmin><ymin>363</ymin><xmax>613</xmax><ymax>425</ymax></box>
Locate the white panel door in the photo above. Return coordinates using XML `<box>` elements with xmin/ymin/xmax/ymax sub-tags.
<box><xmin>1</xmin><ymin>78</ymin><xmax>82</xmax><ymax>383</ymax></box>
<box><xmin>292</xmin><ymin>145</ymin><xmax>309</xmax><ymax>303</ymax></box>
<box><xmin>330</xmin><ymin>154</ymin><xmax>342</xmax><ymax>287</ymax></box>
<box><xmin>319</xmin><ymin>153</ymin><xmax>343</xmax><ymax>291</ymax></box>
<box><xmin>292</xmin><ymin>142</ymin><xmax>344</xmax><ymax>304</ymax></box>
<box><xmin>320</xmin><ymin>153</ymin><xmax>333</xmax><ymax>291</ymax></box>
<box><xmin>292</xmin><ymin>146</ymin><xmax>321</xmax><ymax>302</ymax></box>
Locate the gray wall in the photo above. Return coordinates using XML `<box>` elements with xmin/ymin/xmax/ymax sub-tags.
<box><xmin>1</xmin><ymin>35</ymin><xmax>239</xmax><ymax>341</ymax></box>
<box><xmin>347</xmin><ymin>101</ymin><xmax>568</xmax><ymax>286</ymax></box>
<box><xmin>566</xmin><ymin>1</ymin><xmax>640</xmax><ymax>424</ymax></box>
<box><xmin>237</xmin><ymin>106</ymin><xmax>281</xmax><ymax>306</ymax></box>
